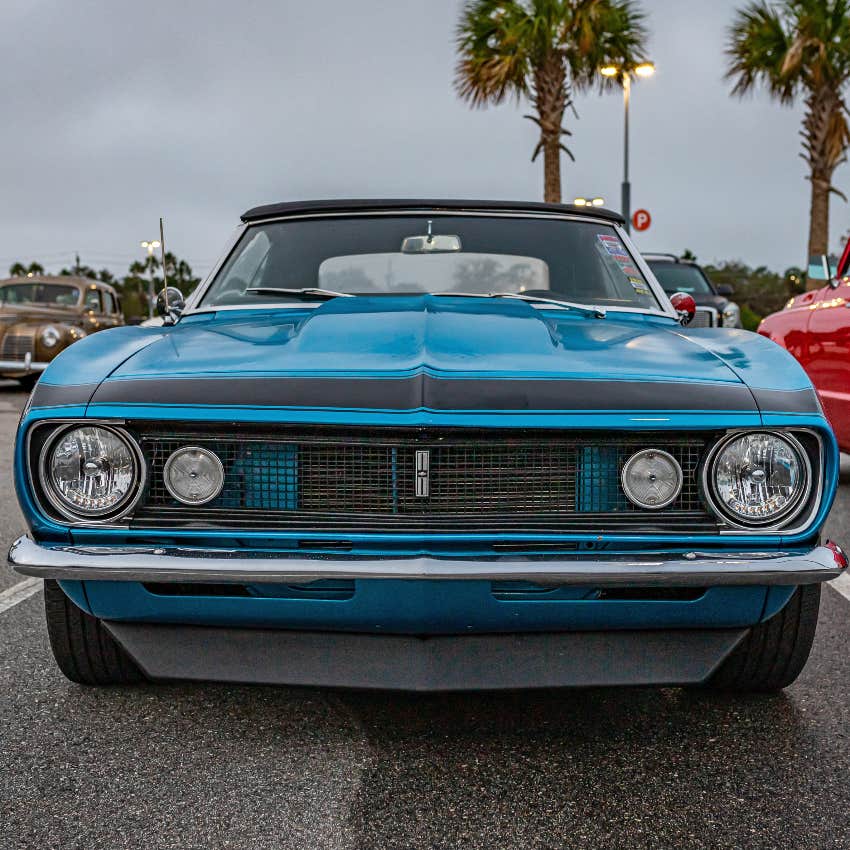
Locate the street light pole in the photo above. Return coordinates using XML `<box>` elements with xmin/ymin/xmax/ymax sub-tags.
<box><xmin>600</xmin><ymin>62</ymin><xmax>654</xmax><ymax>235</ymax></box>
<box><xmin>622</xmin><ymin>72</ymin><xmax>631</xmax><ymax>234</ymax></box>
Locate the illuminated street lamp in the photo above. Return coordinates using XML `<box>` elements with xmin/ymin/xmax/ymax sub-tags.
<box><xmin>574</xmin><ymin>197</ymin><xmax>606</xmax><ymax>208</ymax></box>
<box><xmin>140</xmin><ymin>239</ymin><xmax>161</xmax><ymax>319</ymax></box>
<box><xmin>599</xmin><ymin>61</ymin><xmax>656</xmax><ymax>233</ymax></box>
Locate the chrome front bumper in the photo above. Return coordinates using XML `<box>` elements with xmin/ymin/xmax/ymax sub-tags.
<box><xmin>8</xmin><ymin>536</ymin><xmax>846</xmax><ymax>586</ymax></box>
<box><xmin>0</xmin><ymin>358</ymin><xmax>48</xmax><ymax>374</ymax></box>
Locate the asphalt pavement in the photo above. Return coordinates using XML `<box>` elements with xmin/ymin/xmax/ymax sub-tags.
<box><xmin>1</xmin><ymin>381</ymin><xmax>849</xmax><ymax>850</ymax></box>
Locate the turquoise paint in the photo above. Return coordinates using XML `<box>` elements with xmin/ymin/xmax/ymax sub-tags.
<box><xmin>15</xmin><ymin>295</ymin><xmax>838</xmax><ymax>638</ymax></box>
<box><xmin>82</xmin><ymin>579</ymin><xmax>772</xmax><ymax>634</ymax></box>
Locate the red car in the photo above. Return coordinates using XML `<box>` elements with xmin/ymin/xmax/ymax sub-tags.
<box><xmin>759</xmin><ymin>244</ymin><xmax>850</xmax><ymax>452</ymax></box>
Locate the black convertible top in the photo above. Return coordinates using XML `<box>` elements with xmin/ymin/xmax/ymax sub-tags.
<box><xmin>241</xmin><ymin>198</ymin><xmax>625</xmax><ymax>224</ymax></box>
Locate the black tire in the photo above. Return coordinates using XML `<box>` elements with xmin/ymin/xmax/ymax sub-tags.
<box><xmin>17</xmin><ymin>374</ymin><xmax>39</xmax><ymax>392</ymax></box>
<box><xmin>706</xmin><ymin>584</ymin><xmax>821</xmax><ymax>692</ymax></box>
<box><xmin>44</xmin><ymin>579</ymin><xmax>144</xmax><ymax>685</ymax></box>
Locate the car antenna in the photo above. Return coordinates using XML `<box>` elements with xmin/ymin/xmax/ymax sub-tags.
<box><xmin>159</xmin><ymin>217</ymin><xmax>169</xmax><ymax>313</ymax></box>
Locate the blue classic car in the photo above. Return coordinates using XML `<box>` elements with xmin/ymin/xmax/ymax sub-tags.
<box><xmin>9</xmin><ymin>199</ymin><xmax>847</xmax><ymax>691</ymax></box>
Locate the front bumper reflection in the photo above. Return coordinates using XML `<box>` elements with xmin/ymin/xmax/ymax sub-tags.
<box><xmin>8</xmin><ymin>535</ymin><xmax>845</xmax><ymax>587</ymax></box>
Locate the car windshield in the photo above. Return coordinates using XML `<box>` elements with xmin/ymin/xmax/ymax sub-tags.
<box><xmin>201</xmin><ymin>216</ymin><xmax>662</xmax><ymax>311</ymax></box>
<box><xmin>647</xmin><ymin>262</ymin><xmax>715</xmax><ymax>295</ymax></box>
<box><xmin>0</xmin><ymin>283</ymin><xmax>80</xmax><ymax>306</ymax></box>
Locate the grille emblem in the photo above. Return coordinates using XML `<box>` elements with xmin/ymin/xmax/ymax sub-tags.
<box><xmin>415</xmin><ymin>450</ymin><xmax>430</xmax><ymax>497</ymax></box>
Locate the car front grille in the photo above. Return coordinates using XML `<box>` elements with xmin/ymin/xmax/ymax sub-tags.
<box><xmin>1</xmin><ymin>332</ymin><xmax>33</xmax><ymax>361</ymax></box>
<box><xmin>129</xmin><ymin>425</ymin><xmax>718</xmax><ymax>534</ymax></box>
<box><xmin>690</xmin><ymin>308</ymin><xmax>717</xmax><ymax>328</ymax></box>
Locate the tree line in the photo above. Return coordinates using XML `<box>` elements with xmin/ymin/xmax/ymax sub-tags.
<box><xmin>6</xmin><ymin>254</ymin><xmax>201</xmax><ymax>321</ymax></box>
<box><xmin>456</xmin><ymin>0</ymin><xmax>850</xmax><ymax>270</ymax></box>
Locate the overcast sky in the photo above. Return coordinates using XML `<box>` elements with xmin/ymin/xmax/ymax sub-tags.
<box><xmin>2</xmin><ymin>0</ymin><xmax>846</xmax><ymax>279</ymax></box>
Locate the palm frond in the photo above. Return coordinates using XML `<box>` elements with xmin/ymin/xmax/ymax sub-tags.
<box><xmin>726</xmin><ymin>1</ymin><xmax>797</xmax><ymax>103</ymax></box>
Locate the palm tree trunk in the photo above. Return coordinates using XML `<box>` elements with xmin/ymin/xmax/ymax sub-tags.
<box><xmin>543</xmin><ymin>137</ymin><xmax>562</xmax><ymax>204</ymax></box>
<box><xmin>802</xmin><ymin>89</ymin><xmax>844</xmax><ymax>290</ymax></box>
<box><xmin>808</xmin><ymin>173</ymin><xmax>830</xmax><ymax>260</ymax></box>
<box><xmin>532</xmin><ymin>57</ymin><xmax>568</xmax><ymax>205</ymax></box>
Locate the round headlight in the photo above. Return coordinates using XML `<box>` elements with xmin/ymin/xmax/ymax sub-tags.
<box><xmin>163</xmin><ymin>446</ymin><xmax>224</xmax><ymax>505</ymax></box>
<box><xmin>41</xmin><ymin>325</ymin><xmax>61</xmax><ymax>348</ymax></box>
<box><xmin>709</xmin><ymin>432</ymin><xmax>809</xmax><ymax>526</ymax></box>
<box><xmin>43</xmin><ymin>426</ymin><xmax>139</xmax><ymax>518</ymax></box>
<box><xmin>621</xmin><ymin>449</ymin><xmax>683</xmax><ymax>509</ymax></box>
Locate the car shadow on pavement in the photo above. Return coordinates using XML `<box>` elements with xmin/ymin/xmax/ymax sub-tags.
<box><xmin>332</xmin><ymin>588</ymin><xmax>850</xmax><ymax>849</ymax></box>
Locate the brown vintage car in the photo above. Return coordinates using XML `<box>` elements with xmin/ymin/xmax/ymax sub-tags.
<box><xmin>0</xmin><ymin>275</ymin><xmax>123</xmax><ymax>389</ymax></box>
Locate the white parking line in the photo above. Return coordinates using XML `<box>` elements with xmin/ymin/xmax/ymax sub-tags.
<box><xmin>830</xmin><ymin>572</ymin><xmax>850</xmax><ymax>603</ymax></box>
<box><xmin>0</xmin><ymin>577</ymin><xmax>42</xmax><ymax>614</ymax></box>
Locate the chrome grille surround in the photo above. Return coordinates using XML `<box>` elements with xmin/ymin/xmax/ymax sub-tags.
<box><xmin>1</xmin><ymin>332</ymin><xmax>34</xmax><ymax>361</ymax></box>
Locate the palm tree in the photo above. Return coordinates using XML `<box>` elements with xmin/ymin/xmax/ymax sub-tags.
<box><xmin>727</xmin><ymin>0</ymin><xmax>850</xmax><ymax>265</ymax></box>
<box><xmin>455</xmin><ymin>0</ymin><xmax>649</xmax><ymax>203</ymax></box>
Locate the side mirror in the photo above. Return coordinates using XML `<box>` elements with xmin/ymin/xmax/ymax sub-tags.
<box><xmin>670</xmin><ymin>292</ymin><xmax>696</xmax><ymax>326</ymax></box>
<box><xmin>716</xmin><ymin>283</ymin><xmax>734</xmax><ymax>296</ymax></box>
<box><xmin>156</xmin><ymin>287</ymin><xmax>185</xmax><ymax>324</ymax></box>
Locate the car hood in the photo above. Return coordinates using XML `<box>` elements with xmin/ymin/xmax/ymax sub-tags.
<box><xmin>35</xmin><ymin>296</ymin><xmax>817</xmax><ymax>415</ymax></box>
<box><xmin>109</xmin><ymin>296</ymin><xmax>739</xmax><ymax>384</ymax></box>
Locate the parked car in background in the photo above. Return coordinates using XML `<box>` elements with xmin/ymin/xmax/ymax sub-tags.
<box><xmin>758</xmin><ymin>246</ymin><xmax>850</xmax><ymax>453</ymax></box>
<box><xmin>644</xmin><ymin>253</ymin><xmax>742</xmax><ymax>328</ymax></box>
<box><xmin>0</xmin><ymin>275</ymin><xmax>123</xmax><ymax>389</ymax></box>
<box><xmin>9</xmin><ymin>200</ymin><xmax>845</xmax><ymax>694</ymax></box>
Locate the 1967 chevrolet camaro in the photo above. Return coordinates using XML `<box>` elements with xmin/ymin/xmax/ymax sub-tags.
<box><xmin>9</xmin><ymin>199</ymin><xmax>847</xmax><ymax>692</ymax></box>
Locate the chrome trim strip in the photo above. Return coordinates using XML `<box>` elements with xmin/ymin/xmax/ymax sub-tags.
<box><xmin>9</xmin><ymin>536</ymin><xmax>843</xmax><ymax>586</ymax></box>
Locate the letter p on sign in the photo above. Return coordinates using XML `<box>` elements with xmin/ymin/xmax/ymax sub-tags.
<box><xmin>632</xmin><ymin>209</ymin><xmax>652</xmax><ymax>231</ymax></box>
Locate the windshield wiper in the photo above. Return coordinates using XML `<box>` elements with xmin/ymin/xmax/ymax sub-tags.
<box><xmin>434</xmin><ymin>291</ymin><xmax>606</xmax><ymax>319</ymax></box>
<box><xmin>244</xmin><ymin>287</ymin><xmax>354</xmax><ymax>300</ymax></box>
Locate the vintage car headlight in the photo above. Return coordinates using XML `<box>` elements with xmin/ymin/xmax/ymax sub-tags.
<box><xmin>621</xmin><ymin>449</ymin><xmax>683</xmax><ymax>509</ymax></box>
<box><xmin>42</xmin><ymin>426</ymin><xmax>140</xmax><ymax>518</ymax></box>
<box><xmin>40</xmin><ymin>325</ymin><xmax>61</xmax><ymax>348</ymax></box>
<box><xmin>709</xmin><ymin>432</ymin><xmax>810</xmax><ymax>526</ymax></box>
<box><xmin>163</xmin><ymin>446</ymin><xmax>225</xmax><ymax>505</ymax></box>
<box><xmin>721</xmin><ymin>303</ymin><xmax>740</xmax><ymax>327</ymax></box>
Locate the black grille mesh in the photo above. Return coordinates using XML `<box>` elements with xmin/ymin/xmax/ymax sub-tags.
<box><xmin>132</xmin><ymin>426</ymin><xmax>715</xmax><ymax>533</ymax></box>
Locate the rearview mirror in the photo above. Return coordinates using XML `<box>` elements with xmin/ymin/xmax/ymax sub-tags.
<box><xmin>716</xmin><ymin>283</ymin><xmax>734</xmax><ymax>296</ymax></box>
<box><xmin>156</xmin><ymin>286</ymin><xmax>185</xmax><ymax>324</ymax></box>
<box><xmin>401</xmin><ymin>234</ymin><xmax>462</xmax><ymax>254</ymax></box>
<box><xmin>670</xmin><ymin>291</ymin><xmax>696</xmax><ymax>325</ymax></box>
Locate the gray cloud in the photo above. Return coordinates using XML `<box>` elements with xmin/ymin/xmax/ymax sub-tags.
<box><xmin>0</xmin><ymin>0</ymin><xmax>844</xmax><ymax>277</ymax></box>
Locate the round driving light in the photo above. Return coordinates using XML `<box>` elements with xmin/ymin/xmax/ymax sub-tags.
<box><xmin>621</xmin><ymin>449</ymin><xmax>683</xmax><ymax>509</ymax></box>
<box><xmin>41</xmin><ymin>325</ymin><xmax>61</xmax><ymax>348</ymax></box>
<box><xmin>163</xmin><ymin>446</ymin><xmax>224</xmax><ymax>505</ymax></box>
<box><xmin>44</xmin><ymin>425</ymin><xmax>139</xmax><ymax>518</ymax></box>
<box><xmin>710</xmin><ymin>432</ymin><xmax>808</xmax><ymax>526</ymax></box>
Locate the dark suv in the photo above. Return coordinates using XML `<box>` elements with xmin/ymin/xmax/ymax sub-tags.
<box><xmin>644</xmin><ymin>254</ymin><xmax>742</xmax><ymax>328</ymax></box>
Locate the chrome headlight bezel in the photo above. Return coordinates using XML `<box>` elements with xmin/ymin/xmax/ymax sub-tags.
<box><xmin>36</xmin><ymin>423</ymin><xmax>146</xmax><ymax>523</ymax></box>
<box><xmin>702</xmin><ymin>430</ymin><xmax>814</xmax><ymax>530</ymax></box>
<box><xmin>40</xmin><ymin>325</ymin><xmax>62</xmax><ymax>348</ymax></box>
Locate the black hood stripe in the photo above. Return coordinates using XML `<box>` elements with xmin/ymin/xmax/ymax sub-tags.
<box><xmin>61</xmin><ymin>375</ymin><xmax>763</xmax><ymax>412</ymax></box>
<box><xmin>30</xmin><ymin>382</ymin><xmax>99</xmax><ymax>408</ymax></box>
<box><xmin>31</xmin><ymin>376</ymin><xmax>821</xmax><ymax>415</ymax></box>
<box><xmin>750</xmin><ymin>387</ymin><xmax>821</xmax><ymax>415</ymax></box>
